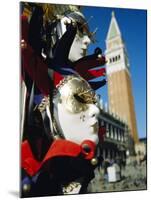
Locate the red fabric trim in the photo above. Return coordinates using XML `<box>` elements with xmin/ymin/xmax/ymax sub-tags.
<box><xmin>43</xmin><ymin>139</ymin><xmax>81</xmax><ymax>163</ymax></box>
<box><xmin>21</xmin><ymin>139</ymin><xmax>96</xmax><ymax>176</ymax></box>
<box><xmin>53</xmin><ymin>72</ymin><xmax>63</xmax><ymax>87</ymax></box>
<box><xmin>21</xmin><ymin>140</ymin><xmax>41</xmax><ymax>176</ymax></box>
<box><xmin>79</xmin><ymin>68</ymin><xmax>106</xmax><ymax>81</ymax></box>
<box><xmin>88</xmin><ymin>68</ymin><xmax>106</xmax><ymax>77</ymax></box>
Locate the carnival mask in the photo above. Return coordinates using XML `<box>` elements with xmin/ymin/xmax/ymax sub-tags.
<box><xmin>54</xmin><ymin>76</ymin><xmax>100</xmax><ymax>145</ymax></box>
<box><xmin>60</xmin><ymin>12</ymin><xmax>91</xmax><ymax>61</ymax></box>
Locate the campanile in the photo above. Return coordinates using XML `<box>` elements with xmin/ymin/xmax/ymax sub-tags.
<box><xmin>105</xmin><ymin>11</ymin><xmax>138</xmax><ymax>143</ymax></box>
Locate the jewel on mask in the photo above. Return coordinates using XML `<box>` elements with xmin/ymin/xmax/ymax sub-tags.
<box><xmin>91</xmin><ymin>157</ymin><xmax>98</xmax><ymax>166</ymax></box>
<box><xmin>81</xmin><ymin>140</ymin><xmax>96</xmax><ymax>159</ymax></box>
<box><xmin>81</xmin><ymin>143</ymin><xmax>91</xmax><ymax>154</ymax></box>
<box><xmin>80</xmin><ymin>114</ymin><xmax>86</xmax><ymax>122</ymax></box>
<box><xmin>21</xmin><ymin>39</ymin><xmax>27</xmax><ymax>49</ymax></box>
<box><xmin>97</xmin><ymin>54</ymin><xmax>102</xmax><ymax>58</ymax></box>
<box><xmin>22</xmin><ymin>183</ymin><xmax>31</xmax><ymax>193</ymax></box>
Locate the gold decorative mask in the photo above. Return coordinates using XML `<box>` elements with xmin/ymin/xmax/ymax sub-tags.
<box><xmin>57</xmin><ymin>76</ymin><xmax>98</xmax><ymax>113</ymax></box>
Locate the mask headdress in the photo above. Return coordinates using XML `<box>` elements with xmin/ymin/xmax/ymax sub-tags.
<box><xmin>21</xmin><ymin>3</ymin><xmax>107</xmax><ymax>144</ymax></box>
<box><xmin>22</xmin><ymin>3</ymin><xmax>107</xmax><ymax>89</ymax></box>
<box><xmin>42</xmin><ymin>5</ymin><xmax>107</xmax><ymax>90</ymax></box>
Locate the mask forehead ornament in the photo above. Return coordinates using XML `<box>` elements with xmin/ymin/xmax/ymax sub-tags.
<box><xmin>64</xmin><ymin>11</ymin><xmax>95</xmax><ymax>42</ymax></box>
<box><xmin>56</xmin><ymin>75</ymin><xmax>98</xmax><ymax>113</ymax></box>
<box><xmin>43</xmin><ymin>5</ymin><xmax>96</xmax><ymax>43</ymax></box>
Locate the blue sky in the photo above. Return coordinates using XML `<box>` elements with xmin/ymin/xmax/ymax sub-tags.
<box><xmin>82</xmin><ymin>6</ymin><xmax>147</xmax><ymax>139</ymax></box>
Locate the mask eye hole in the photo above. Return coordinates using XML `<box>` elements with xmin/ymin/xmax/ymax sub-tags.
<box><xmin>74</xmin><ymin>94</ymin><xmax>86</xmax><ymax>103</ymax></box>
<box><xmin>74</xmin><ymin>93</ymin><xmax>97</xmax><ymax>105</ymax></box>
<box><xmin>77</xmin><ymin>23</ymin><xmax>84</xmax><ymax>34</ymax></box>
<box><xmin>77</xmin><ymin>23</ymin><xmax>89</xmax><ymax>37</ymax></box>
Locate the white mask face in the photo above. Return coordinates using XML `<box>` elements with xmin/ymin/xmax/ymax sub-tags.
<box><xmin>68</xmin><ymin>33</ymin><xmax>91</xmax><ymax>62</ymax></box>
<box><xmin>55</xmin><ymin>76</ymin><xmax>100</xmax><ymax>145</ymax></box>
<box><xmin>57</xmin><ymin>103</ymin><xmax>100</xmax><ymax>145</ymax></box>
<box><xmin>60</xmin><ymin>15</ymin><xmax>91</xmax><ymax>62</ymax></box>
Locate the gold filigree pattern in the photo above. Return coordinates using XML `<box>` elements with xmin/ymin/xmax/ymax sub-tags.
<box><xmin>37</xmin><ymin>96</ymin><xmax>50</xmax><ymax>112</ymax></box>
<box><xmin>62</xmin><ymin>182</ymin><xmax>81</xmax><ymax>194</ymax></box>
<box><xmin>57</xmin><ymin>76</ymin><xmax>98</xmax><ymax>113</ymax></box>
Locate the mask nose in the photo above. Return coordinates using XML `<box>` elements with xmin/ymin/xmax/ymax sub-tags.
<box><xmin>83</xmin><ymin>35</ymin><xmax>91</xmax><ymax>47</ymax></box>
<box><xmin>88</xmin><ymin>104</ymin><xmax>100</xmax><ymax>119</ymax></box>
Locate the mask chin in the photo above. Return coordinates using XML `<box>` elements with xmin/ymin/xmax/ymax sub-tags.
<box><xmin>68</xmin><ymin>41</ymin><xmax>84</xmax><ymax>62</ymax></box>
<box><xmin>56</xmin><ymin>102</ymin><xmax>99</xmax><ymax>145</ymax></box>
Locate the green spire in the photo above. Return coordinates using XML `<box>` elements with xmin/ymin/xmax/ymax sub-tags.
<box><xmin>109</xmin><ymin>21</ymin><xmax>117</xmax><ymax>38</ymax></box>
<box><xmin>107</xmin><ymin>11</ymin><xmax>121</xmax><ymax>40</ymax></box>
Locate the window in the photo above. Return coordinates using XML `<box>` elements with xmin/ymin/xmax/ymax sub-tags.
<box><xmin>110</xmin><ymin>55</ymin><xmax>120</xmax><ymax>63</ymax></box>
<box><xmin>114</xmin><ymin>127</ymin><xmax>117</xmax><ymax>140</ymax></box>
<box><xmin>106</xmin><ymin>123</ymin><xmax>109</xmax><ymax>137</ymax></box>
<box><xmin>118</xmin><ymin>129</ymin><xmax>121</xmax><ymax>141</ymax></box>
<box><xmin>110</xmin><ymin>125</ymin><xmax>113</xmax><ymax>138</ymax></box>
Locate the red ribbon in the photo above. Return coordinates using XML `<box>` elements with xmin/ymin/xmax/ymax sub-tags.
<box><xmin>21</xmin><ymin>15</ymin><xmax>50</xmax><ymax>96</ymax></box>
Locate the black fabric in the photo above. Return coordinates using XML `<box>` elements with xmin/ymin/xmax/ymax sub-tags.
<box><xmin>46</xmin><ymin>156</ymin><xmax>94</xmax><ymax>183</ymax></box>
<box><xmin>21</xmin><ymin>169</ymin><xmax>63</xmax><ymax>198</ymax></box>
<box><xmin>28</xmin><ymin>5</ymin><xmax>44</xmax><ymax>56</ymax></box>
<box><xmin>89</xmin><ymin>79</ymin><xmax>107</xmax><ymax>90</ymax></box>
<box><xmin>51</xmin><ymin>23</ymin><xmax>77</xmax><ymax>66</ymax></box>
<box><xmin>21</xmin><ymin>155</ymin><xmax>95</xmax><ymax>197</ymax></box>
<box><xmin>46</xmin><ymin>23</ymin><xmax>77</xmax><ymax>72</ymax></box>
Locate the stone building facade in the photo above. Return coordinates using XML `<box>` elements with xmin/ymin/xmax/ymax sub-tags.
<box><xmin>98</xmin><ymin>100</ymin><xmax>133</xmax><ymax>163</ymax></box>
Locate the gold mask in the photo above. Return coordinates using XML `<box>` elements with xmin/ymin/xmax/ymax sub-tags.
<box><xmin>57</xmin><ymin>76</ymin><xmax>98</xmax><ymax>113</ymax></box>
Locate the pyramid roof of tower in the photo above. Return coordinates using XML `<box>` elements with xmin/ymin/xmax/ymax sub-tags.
<box><xmin>106</xmin><ymin>11</ymin><xmax>121</xmax><ymax>40</ymax></box>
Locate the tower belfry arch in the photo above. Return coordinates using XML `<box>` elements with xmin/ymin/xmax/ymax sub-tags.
<box><xmin>105</xmin><ymin>11</ymin><xmax>139</xmax><ymax>143</ymax></box>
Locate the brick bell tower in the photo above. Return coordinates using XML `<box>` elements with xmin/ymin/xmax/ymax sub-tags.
<box><xmin>105</xmin><ymin>11</ymin><xmax>139</xmax><ymax>143</ymax></box>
